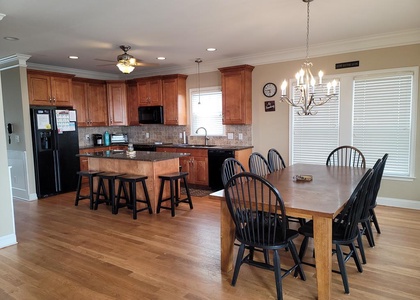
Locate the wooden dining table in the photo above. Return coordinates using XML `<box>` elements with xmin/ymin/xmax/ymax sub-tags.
<box><xmin>210</xmin><ymin>163</ymin><xmax>367</xmax><ymax>300</ymax></box>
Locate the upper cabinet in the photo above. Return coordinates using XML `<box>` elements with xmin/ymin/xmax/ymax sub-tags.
<box><xmin>137</xmin><ymin>76</ymin><xmax>162</xmax><ymax>106</ymax></box>
<box><xmin>126</xmin><ymin>82</ymin><xmax>139</xmax><ymax>126</ymax></box>
<box><xmin>107</xmin><ymin>81</ymin><xmax>127</xmax><ymax>126</ymax></box>
<box><xmin>162</xmin><ymin>74</ymin><xmax>188</xmax><ymax>125</ymax></box>
<box><xmin>72</xmin><ymin>78</ymin><xmax>108</xmax><ymax>127</ymax></box>
<box><xmin>27</xmin><ymin>70</ymin><xmax>74</xmax><ymax>107</ymax></box>
<box><xmin>218</xmin><ymin>64</ymin><xmax>254</xmax><ymax>125</ymax></box>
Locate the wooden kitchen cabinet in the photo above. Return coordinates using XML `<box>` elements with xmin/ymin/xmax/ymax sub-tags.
<box><xmin>107</xmin><ymin>81</ymin><xmax>127</xmax><ymax>126</ymax></box>
<box><xmin>127</xmin><ymin>82</ymin><xmax>140</xmax><ymax>126</ymax></box>
<box><xmin>72</xmin><ymin>78</ymin><xmax>108</xmax><ymax>127</ymax></box>
<box><xmin>162</xmin><ymin>74</ymin><xmax>188</xmax><ymax>125</ymax></box>
<box><xmin>157</xmin><ymin>147</ymin><xmax>208</xmax><ymax>186</ymax></box>
<box><xmin>137</xmin><ymin>76</ymin><xmax>163</xmax><ymax>106</ymax></box>
<box><xmin>27</xmin><ymin>70</ymin><xmax>74</xmax><ymax>107</ymax></box>
<box><xmin>218</xmin><ymin>65</ymin><xmax>254</xmax><ymax>125</ymax></box>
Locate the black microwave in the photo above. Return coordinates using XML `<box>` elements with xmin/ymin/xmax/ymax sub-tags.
<box><xmin>138</xmin><ymin>106</ymin><xmax>164</xmax><ymax>124</ymax></box>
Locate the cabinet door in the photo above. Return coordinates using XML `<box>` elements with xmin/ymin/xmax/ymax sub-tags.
<box><xmin>107</xmin><ymin>82</ymin><xmax>127</xmax><ymax>126</ymax></box>
<box><xmin>162</xmin><ymin>75</ymin><xmax>187</xmax><ymax>125</ymax></box>
<box><xmin>219</xmin><ymin>65</ymin><xmax>254</xmax><ymax>125</ymax></box>
<box><xmin>148</xmin><ymin>78</ymin><xmax>163</xmax><ymax>106</ymax></box>
<box><xmin>51</xmin><ymin>76</ymin><xmax>73</xmax><ymax>106</ymax></box>
<box><xmin>27</xmin><ymin>73</ymin><xmax>52</xmax><ymax>105</ymax></box>
<box><xmin>192</xmin><ymin>156</ymin><xmax>208</xmax><ymax>185</ymax></box>
<box><xmin>127</xmin><ymin>83</ymin><xmax>139</xmax><ymax>126</ymax></box>
<box><xmin>72</xmin><ymin>81</ymin><xmax>88</xmax><ymax>127</ymax></box>
<box><xmin>88</xmin><ymin>83</ymin><xmax>108</xmax><ymax>126</ymax></box>
<box><xmin>138</xmin><ymin>80</ymin><xmax>150</xmax><ymax>106</ymax></box>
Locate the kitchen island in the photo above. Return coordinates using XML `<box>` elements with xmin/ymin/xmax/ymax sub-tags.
<box><xmin>78</xmin><ymin>150</ymin><xmax>189</xmax><ymax>213</ymax></box>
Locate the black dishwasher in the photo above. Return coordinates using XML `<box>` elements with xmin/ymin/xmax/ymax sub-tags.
<box><xmin>208</xmin><ymin>149</ymin><xmax>235</xmax><ymax>190</ymax></box>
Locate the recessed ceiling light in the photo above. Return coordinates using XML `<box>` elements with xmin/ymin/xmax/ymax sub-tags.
<box><xmin>4</xmin><ymin>36</ymin><xmax>19</xmax><ymax>41</ymax></box>
<box><xmin>68</xmin><ymin>56</ymin><xmax>79</xmax><ymax>60</ymax></box>
<box><xmin>206</xmin><ymin>48</ymin><xmax>217</xmax><ymax>52</ymax></box>
<box><xmin>157</xmin><ymin>57</ymin><xmax>166</xmax><ymax>60</ymax></box>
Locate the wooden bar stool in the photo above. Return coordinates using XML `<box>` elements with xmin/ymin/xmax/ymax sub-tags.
<box><xmin>95</xmin><ymin>172</ymin><xmax>125</xmax><ymax>213</ymax></box>
<box><xmin>115</xmin><ymin>174</ymin><xmax>153</xmax><ymax>219</ymax></box>
<box><xmin>74</xmin><ymin>170</ymin><xmax>101</xmax><ymax>209</ymax></box>
<box><xmin>157</xmin><ymin>172</ymin><xmax>193</xmax><ymax>217</ymax></box>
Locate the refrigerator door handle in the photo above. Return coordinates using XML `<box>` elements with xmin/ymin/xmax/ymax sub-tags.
<box><xmin>53</xmin><ymin>150</ymin><xmax>62</xmax><ymax>192</ymax></box>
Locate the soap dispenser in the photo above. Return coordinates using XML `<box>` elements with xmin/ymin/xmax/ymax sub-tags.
<box><xmin>104</xmin><ymin>131</ymin><xmax>110</xmax><ymax>146</ymax></box>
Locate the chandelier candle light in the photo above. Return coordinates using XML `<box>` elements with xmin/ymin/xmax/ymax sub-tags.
<box><xmin>280</xmin><ymin>0</ymin><xmax>337</xmax><ymax>115</ymax></box>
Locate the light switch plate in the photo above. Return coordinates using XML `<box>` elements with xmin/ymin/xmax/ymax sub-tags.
<box><xmin>146</xmin><ymin>132</ymin><xmax>150</xmax><ymax>138</ymax></box>
<box><xmin>227</xmin><ymin>133</ymin><xmax>233</xmax><ymax>140</ymax></box>
<box><xmin>239</xmin><ymin>133</ymin><xmax>243</xmax><ymax>140</ymax></box>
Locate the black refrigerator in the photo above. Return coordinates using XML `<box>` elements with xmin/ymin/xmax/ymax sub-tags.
<box><xmin>30</xmin><ymin>107</ymin><xmax>80</xmax><ymax>198</ymax></box>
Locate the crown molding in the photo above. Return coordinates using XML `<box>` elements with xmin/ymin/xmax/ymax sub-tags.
<box><xmin>0</xmin><ymin>54</ymin><xmax>31</xmax><ymax>71</ymax></box>
<box><xmin>23</xmin><ymin>28</ymin><xmax>420</xmax><ymax>79</ymax></box>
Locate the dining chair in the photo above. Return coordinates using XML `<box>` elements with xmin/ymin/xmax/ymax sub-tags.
<box><xmin>297</xmin><ymin>168</ymin><xmax>374</xmax><ymax>294</ymax></box>
<box><xmin>326</xmin><ymin>145</ymin><xmax>366</xmax><ymax>168</ymax></box>
<box><xmin>249</xmin><ymin>152</ymin><xmax>272</xmax><ymax>176</ymax></box>
<box><xmin>267</xmin><ymin>148</ymin><xmax>305</xmax><ymax>226</ymax></box>
<box><xmin>221</xmin><ymin>157</ymin><xmax>246</xmax><ymax>186</ymax></box>
<box><xmin>224</xmin><ymin>172</ymin><xmax>306</xmax><ymax>300</ymax></box>
<box><xmin>267</xmin><ymin>148</ymin><xmax>286</xmax><ymax>171</ymax></box>
<box><xmin>369</xmin><ymin>154</ymin><xmax>388</xmax><ymax>235</ymax></box>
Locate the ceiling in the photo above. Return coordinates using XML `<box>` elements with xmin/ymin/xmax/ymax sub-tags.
<box><xmin>1</xmin><ymin>0</ymin><xmax>419</xmax><ymax>78</ymax></box>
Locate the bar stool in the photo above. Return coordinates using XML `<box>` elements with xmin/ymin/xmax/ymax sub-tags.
<box><xmin>75</xmin><ymin>170</ymin><xmax>101</xmax><ymax>209</ymax></box>
<box><xmin>115</xmin><ymin>174</ymin><xmax>153</xmax><ymax>219</ymax></box>
<box><xmin>157</xmin><ymin>172</ymin><xmax>193</xmax><ymax>217</ymax></box>
<box><xmin>95</xmin><ymin>172</ymin><xmax>125</xmax><ymax>213</ymax></box>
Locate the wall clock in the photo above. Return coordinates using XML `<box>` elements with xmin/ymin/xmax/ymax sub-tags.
<box><xmin>263</xmin><ymin>82</ymin><xmax>277</xmax><ymax>97</ymax></box>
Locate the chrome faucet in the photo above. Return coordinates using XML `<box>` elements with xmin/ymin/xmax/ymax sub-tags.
<box><xmin>195</xmin><ymin>127</ymin><xmax>210</xmax><ymax>145</ymax></box>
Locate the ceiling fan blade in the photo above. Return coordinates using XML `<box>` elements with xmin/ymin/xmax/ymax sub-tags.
<box><xmin>134</xmin><ymin>62</ymin><xmax>159</xmax><ymax>67</ymax></box>
<box><xmin>97</xmin><ymin>63</ymin><xmax>115</xmax><ymax>67</ymax></box>
<box><xmin>94</xmin><ymin>58</ymin><xmax>115</xmax><ymax>63</ymax></box>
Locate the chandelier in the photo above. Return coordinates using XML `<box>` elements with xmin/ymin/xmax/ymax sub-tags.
<box><xmin>280</xmin><ymin>0</ymin><xmax>337</xmax><ymax>115</ymax></box>
<box><xmin>195</xmin><ymin>58</ymin><xmax>202</xmax><ymax>104</ymax></box>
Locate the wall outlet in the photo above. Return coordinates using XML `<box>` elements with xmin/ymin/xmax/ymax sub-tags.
<box><xmin>227</xmin><ymin>133</ymin><xmax>234</xmax><ymax>140</ymax></box>
<box><xmin>238</xmin><ymin>133</ymin><xmax>243</xmax><ymax>140</ymax></box>
<box><xmin>146</xmin><ymin>132</ymin><xmax>150</xmax><ymax>139</ymax></box>
<box><xmin>85</xmin><ymin>134</ymin><xmax>90</xmax><ymax>140</ymax></box>
<box><xmin>179</xmin><ymin>132</ymin><xmax>183</xmax><ymax>139</ymax></box>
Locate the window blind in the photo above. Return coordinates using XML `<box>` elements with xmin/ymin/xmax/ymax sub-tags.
<box><xmin>191</xmin><ymin>88</ymin><xmax>224</xmax><ymax>136</ymax></box>
<box><xmin>353</xmin><ymin>73</ymin><xmax>413</xmax><ymax>177</ymax></box>
<box><xmin>291</xmin><ymin>82</ymin><xmax>340</xmax><ymax>165</ymax></box>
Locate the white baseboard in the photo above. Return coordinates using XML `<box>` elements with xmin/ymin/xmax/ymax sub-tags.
<box><xmin>377</xmin><ymin>197</ymin><xmax>420</xmax><ymax>210</ymax></box>
<box><xmin>0</xmin><ymin>234</ymin><xmax>17</xmax><ymax>249</ymax></box>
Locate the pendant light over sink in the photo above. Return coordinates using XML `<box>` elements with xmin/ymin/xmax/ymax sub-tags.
<box><xmin>195</xmin><ymin>58</ymin><xmax>202</xmax><ymax>104</ymax></box>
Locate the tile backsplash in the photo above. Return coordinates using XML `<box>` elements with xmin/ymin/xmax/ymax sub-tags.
<box><xmin>78</xmin><ymin>125</ymin><xmax>252</xmax><ymax>147</ymax></box>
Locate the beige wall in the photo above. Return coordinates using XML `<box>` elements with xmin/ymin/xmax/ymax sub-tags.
<box><xmin>252</xmin><ymin>44</ymin><xmax>420</xmax><ymax>202</ymax></box>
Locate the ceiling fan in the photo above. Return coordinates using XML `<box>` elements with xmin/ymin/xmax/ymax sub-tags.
<box><xmin>96</xmin><ymin>45</ymin><xmax>158</xmax><ymax>74</ymax></box>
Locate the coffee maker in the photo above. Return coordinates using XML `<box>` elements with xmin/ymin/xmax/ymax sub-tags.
<box><xmin>92</xmin><ymin>134</ymin><xmax>103</xmax><ymax>146</ymax></box>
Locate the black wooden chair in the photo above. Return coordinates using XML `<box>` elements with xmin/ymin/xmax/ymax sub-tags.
<box><xmin>267</xmin><ymin>148</ymin><xmax>286</xmax><ymax>171</ymax></box>
<box><xmin>297</xmin><ymin>168</ymin><xmax>373</xmax><ymax>294</ymax></box>
<box><xmin>221</xmin><ymin>157</ymin><xmax>246</xmax><ymax>186</ymax></box>
<box><xmin>365</xmin><ymin>153</ymin><xmax>388</xmax><ymax>244</ymax></box>
<box><xmin>248</xmin><ymin>152</ymin><xmax>272</xmax><ymax>176</ymax></box>
<box><xmin>224</xmin><ymin>172</ymin><xmax>306</xmax><ymax>300</ymax></box>
<box><xmin>326</xmin><ymin>145</ymin><xmax>366</xmax><ymax>168</ymax></box>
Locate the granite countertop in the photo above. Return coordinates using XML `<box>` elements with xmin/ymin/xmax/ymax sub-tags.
<box><xmin>80</xmin><ymin>143</ymin><xmax>253</xmax><ymax>151</ymax></box>
<box><xmin>77</xmin><ymin>150</ymin><xmax>189</xmax><ymax>162</ymax></box>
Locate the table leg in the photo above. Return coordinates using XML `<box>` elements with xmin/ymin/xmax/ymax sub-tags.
<box><xmin>313</xmin><ymin>215</ymin><xmax>333</xmax><ymax>300</ymax></box>
<box><xmin>220</xmin><ymin>200</ymin><xmax>235</xmax><ymax>272</ymax></box>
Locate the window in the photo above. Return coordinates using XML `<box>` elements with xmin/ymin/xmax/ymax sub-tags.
<box><xmin>190</xmin><ymin>87</ymin><xmax>225</xmax><ymax>136</ymax></box>
<box><xmin>291</xmin><ymin>81</ymin><xmax>340</xmax><ymax>165</ymax></box>
<box><xmin>290</xmin><ymin>67</ymin><xmax>417</xmax><ymax>178</ymax></box>
<box><xmin>353</xmin><ymin>72</ymin><xmax>414</xmax><ymax>177</ymax></box>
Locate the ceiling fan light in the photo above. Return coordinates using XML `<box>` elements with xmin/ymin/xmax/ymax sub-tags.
<box><xmin>117</xmin><ymin>63</ymin><xmax>134</xmax><ymax>74</ymax></box>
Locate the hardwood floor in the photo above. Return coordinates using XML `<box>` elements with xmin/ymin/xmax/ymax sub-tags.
<box><xmin>1</xmin><ymin>192</ymin><xmax>419</xmax><ymax>299</ymax></box>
